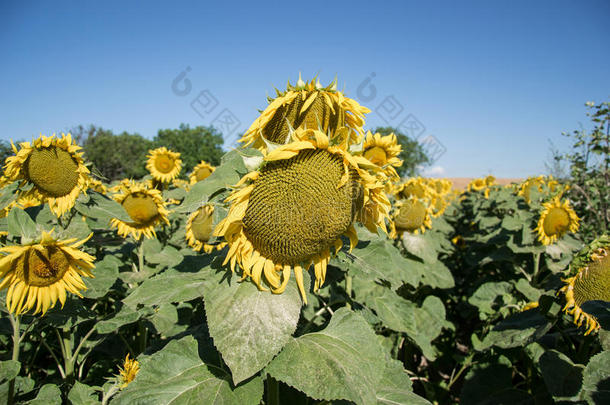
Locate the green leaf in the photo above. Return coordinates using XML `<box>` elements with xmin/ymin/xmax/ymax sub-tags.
<box><xmin>113</xmin><ymin>336</ymin><xmax>263</xmax><ymax>405</ymax></box>
<box><xmin>149</xmin><ymin>303</ymin><xmax>189</xmax><ymax>338</ymax></box>
<box><xmin>202</xmin><ymin>269</ymin><xmax>308</xmax><ymax>384</ymax></box>
<box><xmin>460</xmin><ymin>360</ymin><xmax>532</xmax><ymax>405</ymax></box>
<box><xmin>581</xmin><ymin>350</ymin><xmax>610</xmax><ymax>404</ymax></box>
<box><xmin>123</xmin><ymin>269</ymin><xmax>209</xmax><ymax>308</ymax></box>
<box><xmin>7</xmin><ymin>207</ymin><xmax>37</xmax><ymax>240</ymax></box>
<box><xmin>147</xmin><ymin>246</ymin><xmax>184</xmax><ymax>269</ymax></box>
<box><xmin>76</xmin><ymin>191</ymin><xmax>131</xmax><ymax>224</ymax></box>
<box><xmin>30</xmin><ymin>384</ymin><xmax>62</xmax><ymax>405</ymax></box>
<box><xmin>266</xmin><ymin>309</ymin><xmax>386</xmax><ymax>405</ymax></box>
<box><xmin>401</xmin><ymin>232</ymin><xmax>438</xmax><ymax>264</ymax></box>
<box><xmin>477</xmin><ymin>309</ymin><xmax>553</xmax><ymax>350</ymax></box>
<box><xmin>468</xmin><ymin>282</ymin><xmax>515</xmax><ymax>320</ymax></box>
<box><xmin>82</xmin><ymin>254</ymin><xmax>120</xmax><ymax>299</ymax></box>
<box><xmin>0</xmin><ymin>360</ymin><xmax>20</xmax><ymax>382</ymax></box>
<box><xmin>68</xmin><ymin>381</ymin><xmax>100</xmax><ymax>405</ymax></box>
<box><xmin>96</xmin><ymin>304</ymin><xmax>141</xmax><ymax>334</ymax></box>
<box><xmin>0</xmin><ymin>183</ymin><xmax>18</xmax><ymax>210</ymax></box>
<box><xmin>539</xmin><ymin>350</ymin><xmax>584</xmax><ymax>400</ymax></box>
<box><xmin>376</xmin><ymin>359</ymin><xmax>431</xmax><ymax>405</ymax></box>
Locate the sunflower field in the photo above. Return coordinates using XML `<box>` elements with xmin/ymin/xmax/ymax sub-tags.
<box><xmin>0</xmin><ymin>77</ymin><xmax>608</xmax><ymax>405</ymax></box>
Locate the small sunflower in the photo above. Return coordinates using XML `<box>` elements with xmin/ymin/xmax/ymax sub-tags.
<box><xmin>517</xmin><ymin>176</ymin><xmax>545</xmax><ymax>204</ymax></box>
<box><xmin>361</xmin><ymin>131</ymin><xmax>402</xmax><ymax>180</ymax></box>
<box><xmin>110</xmin><ymin>181</ymin><xmax>170</xmax><ymax>240</ymax></box>
<box><xmin>535</xmin><ymin>197</ymin><xmax>579</xmax><ymax>245</ymax></box>
<box><xmin>87</xmin><ymin>177</ymin><xmax>107</xmax><ymax>194</ymax></box>
<box><xmin>3</xmin><ymin>133</ymin><xmax>90</xmax><ymax>216</ymax></box>
<box><xmin>186</xmin><ymin>205</ymin><xmax>226</xmax><ymax>253</ymax></box>
<box><xmin>189</xmin><ymin>160</ymin><xmax>216</xmax><ymax>184</ymax></box>
<box><xmin>146</xmin><ymin>147</ymin><xmax>182</xmax><ymax>183</ymax></box>
<box><xmin>0</xmin><ymin>231</ymin><xmax>95</xmax><ymax>315</ymax></box>
<box><xmin>395</xmin><ymin>178</ymin><xmax>432</xmax><ymax>200</ymax></box>
<box><xmin>215</xmin><ymin>128</ymin><xmax>389</xmax><ymax>303</ymax></box>
<box><xmin>559</xmin><ymin>236</ymin><xmax>610</xmax><ymax>335</ymax></box>
<box><xmin>467</xmin><ymin>177</ymin><xmax>486</xmax><ymax>192</ymax></box>
<box><xmin>389</xmin><ymin>197</ymin><xmax>433</xmax><ymax>238</ymax></box>
<box><xmin>117</xmin><ymin>354</ymin><xmax>140</xmax><ymax>389</ymax></box>
<box><xmin>240</xmin><ymin>75</ymin><xmax>370</xmax><ymax>150</ymax></box>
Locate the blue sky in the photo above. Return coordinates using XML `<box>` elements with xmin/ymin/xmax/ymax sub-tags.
<box><xmin>1</xmin><ymin>0</ymin><xmax>608</xmax><ymax>178</ymax></box>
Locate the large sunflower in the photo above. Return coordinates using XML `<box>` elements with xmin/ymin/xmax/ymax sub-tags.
<box><xmin>186</xmin><ymin>205</ymin><xmax>226</xmax><ymax>253</ymax></box>
<box><xmin>389</xmin><ymin>197</ymin><xmax>433</xmax><ymax>238</ymax></box>
<box><xmin>110</xmin><ymin>181</ymin><xmax>170</xmax><ymax>240</ymax></box>
<box><xmin>215</xmin><ymin>128</ymin><xmax>389</xmax><ymax>303</ymax></box>
<box><xmin>189</xmin><ymin>160</ymin><xmax>215</xmax><ymax>184</ymax></box>
<box><xmin>535</xmin><ymin>197</ymin><xmax>579</xmax><ymax>245</ymax></box>
<box><xmin>0</xmin><ymin>231</ymin><xmax>95</xmax><ymax>315</ymax></box>
<box><xmin>239</xmin><ymin>75</ymin><xmax>370</xmax><ymax>150</ymax></box>
<box><xmin>3</xmin><ymin>133</ymin><xmax>90</xmax><ymax>216</ymax></box>
<box><xmin>146</xmin><ymin>147</ymin><xmax>182</xmax><ymax>183</ymax></box>
<box><xmin>559</xmin><ymin>236</ymin><xmax>610</xmax><ymax>335</ymax></box>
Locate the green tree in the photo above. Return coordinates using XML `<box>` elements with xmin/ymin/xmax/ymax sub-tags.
<box><xmin>371</xmin><ymin>126</ymin><xmax>430</xmax><ymax>177</ymax></box>
<box><xmin>73</xmin><ymin>125</ymin><xmax>153</xmax><ymax>181</ymax></box>
<box><xmin>0</xmin><ymin>140</ymin><xmax>15</xmax><ymax>175</ymax></box>
<box><xmin>153</xmin><ymin>124</ymin><xmax>224</xmax><ymax>175</ymax></box>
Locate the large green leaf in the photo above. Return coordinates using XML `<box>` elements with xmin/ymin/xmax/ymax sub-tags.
<box><xmin>468</xmin><ymin>281</ymin><xmax>516</xmax><ymax>320</ymax></box>
<box><xmin>539</xmin><ymin>350</ymin><xmax>584</xmax><ymax>401</ymax></box>
<box><xmin>76</xmin><ymin>191</ymin><xmax>132</xmax><ymax>223</ymax></box>
<box><xmin>460</xmin><ymin>359</ymin><xmax>533</xmax><ymax>405</ymax></box>
<box><xmin>202</xmin><ymin>269</ymin><xmax>307</xmax><ymax>384</ymax></box>
<box><xmin>123</xmin><ymin>269</ymin><xmax>209</xmax><ymax>308</ymax></box>
<box><xmin>581</xmin><ymin>350</ymin><xmax>610</xmax><ymax>404</ymax></box>
<box><xmin>113</xmin><ymin>335</ymin><xmax>263</xmax><ymax>405</ymax></box>
<box><xmin>83</xmin><ymin>254</ymin><xmax>120</xmax><ymax>299</ymax></box>
<box><xmin>30</xmin><ymin>384</ymin><xmax>62</xmax><ymax>405</ymax></box>
<box><xmin>266</xmin><ymin>309</ymin><xmax>386</xmax><ymax>405</ymax></box>
<box><xmin>96</xmin><ymin>304</ymin><xmax>142</xmax><ymax>334</ymax></box>
<box><xmin>476</xmin><ymin>309</ymin><xmax>553</xmax><ymax>350</ymax></box>
<box><xmin>376</xmin><ymin>359</ymin><xmax>431</xmax><ymax>405</ymax></box>
<box><xmin>68</xmin><ymin>381</ymin><xmax>100</xmax><ymax>405</ymax></box>
<box><xmin>7</xmin><ymin>207</ymin><xmax>37</xmax><ymax>240</ymax></box>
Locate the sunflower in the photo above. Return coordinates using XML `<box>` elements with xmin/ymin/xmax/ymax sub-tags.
<box><xmin>395</xmin><ymin>178</ymin><xmax>432</xmax><ymax>200</ymax></box>
<box><xmin>239</xmin><ymin>75</ymin><xmax>370</xmax><ymax>150</ymax></box>
<box><xmin>87</xmin><ymin>177</ymin><xmax>108</xmax><ymax>194</ymax></box>
<box><xmin>117</xmin><ymin>354</ymin><xmax>140</xmax><ymax>389</ymax></box>
<box><xmin>389</xmin><ymin>197</ymin><xmax>433</xmax><ymax>238</ymax></box>
<box><xmin>467</xmin><ymin>177</ymin><xmax>486</xmax><ymax>192</ymax></box>
<box><xmin>215</xmin><ymin>128</ymin><xmax>389</xmax><ymax>303</ymax></box>
<box><xmin>3</xmin><ymin>133</ymin><xmax>90</xmax><ymax>216</ymax></box>
<box><xmin>559</xmin><ymin>236</ymin><xmax>610</xmax><ymax>335</ymax></box>
<box><xmin>110</xmin><ymin>181</ymin><xmax>170</xmax><ymax>240</ymax></box>
<box><xmin>0</xmin><ymin>231</ymin><xmax>95</xmax><ymax>315</ymax></box>
<box><xmin>361</xmin><ymin>131</ymin><xmax>402</xmax><ymax>180</ymax></box>
<box><xmin>517</xmin><ymin>176</ymin><xmax>545</xmax><ymax>204</ymax></box>
<box><xmin>189</xmin><ymin>160</ymin><xmax>215</xmax><ymax>184</ymax></box>
<box><xmin>186</xmin><ymin>205</ymin><xmax>226</xmax><ymax>253</ymax></box>
<box><xmin>146</xmin><ymin>147</ymin><xmax>182</xmax><ymax>183</ymax></box>
<box><xmin>535</xmin><ymin>197</ymin><xmax>579</xmax><ymax>245</ymax></box>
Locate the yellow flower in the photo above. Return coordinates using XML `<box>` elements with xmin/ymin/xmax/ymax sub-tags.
<box><xmin>146</xmin><ymin>147</ymin><xmax>182</xmax><ymax>183</ymax></box>
<box><xmin>522</xmin><ymin>301</ymin><xmax>539</xmax><ymax>311</ymax></box>
<box><xmin>87</xmin><ymin>178</ymin><xmax>108</xmax><ymax>194</ymax></box>
<box><xmin>186</xmin><ymin>205</ymin><xmax>226</xmax><ymax>253</ymax></box>
<box><xmin>517</xmin><ymin>176</ymin><xmax>545</xmax><ymax>204</ymax></box>
<box><xmin>189</xmin><ymin>160</ymin><xmax>215</xmax><ymax>184</ymax></box>
<box><xmin>239</xmin><ymin>75</ymin><xmax>370</xmax><ymax>151</ymax></box>
<box><xmin>535</xmin><ymin>197</ymin><xmax>579</xmax><ymax>245</ymax></box>
<box><xmin>0</xmin><ymin>231</ymin><xmax>95</xmax><ymax>315</ymax></box>
<box><xmin>3</xmin><ymin>133</ymin><xmax>90</xmax><ymax>216</ymax></box>
<box><xmin>118</xmin><ymin>354</ymin><xmax>140</xmax><ymax>389</ymax></box>
<box><xmin>395</xmin><ymin>178</ymin><xmax>432</xmax><ymax>200</ymax></box>
<box><xmin>451</xmin><ymin>235</ymin><xmax>466</xmax><ymax>249</ymax></box>
<box><xmin>215</xmin><ymin>128</ymin><xmax>389</xmax><ymax>303</ymax></box>
<box><xmin>361</xmin><ymin>131</ymin><xmax>402</xmax><ymax>180</ymax></box>
<box><xmin>389</xmin><ymin>197</ymin><xmax>433</xmax><ymax>238</ymax></box>
<box><xmin>110</xmin><ymin>181</ymin><xmax>170</xmax><ymax>240</ymax></box>
<box><xmin>559</xmin><ymin>237</ymin><xmax>610</xmax><ymax>335</ymax></box>
<box><xmin>467</xmin><ymin>178</ymin><xmax>486</xmax><ymax>192</ymax></box>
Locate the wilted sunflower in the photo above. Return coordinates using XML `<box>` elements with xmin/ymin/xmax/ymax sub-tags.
<box><xmin>110</xmin><ymin>181</ymin><xmax>170</xmax><ymax>240</ymax></box>
<box><xmin>215</xmin><ymin>128</ymin><xmax>389</xmax><ymax>303</ymax></box>
<box><xmin>361</xmin><ymin>131</ymin><xmax>402</xmax><ymax>180</ymax></box>
<box><xmin>0</xmin><ymin>231</ymin><xmax>94</xmax><ymax>315</ymax></box>
<box><xmin>3</xmin><ymin>133</ymin><xmax>90</xmax><ymax>216</ymax></box>
<box><xmin>146</xmin><ymin>147</ymin><xmax>182</xmax><ymax>183</ymax></box>
<box><xmin>189</xmin><ymin>160</ymin><xmax>215</xmax><ymax>184</ymax></box>
<box><xmin>389</xmin><ymin>197</ymin><xmax>433</xmax><ymax>238</ymax></box>
<box><xmin>117</xmin><ymin>354</ymin><xmax>140</xmax><ymax>389</ymax></box>
<box><xmin>87</xmin><ymin>177</ymin><xmax>107</xmax><ymax>194</ymax></box>
<box><xmin>240</xmin><ymin>75</ymin><xmax>370</xmax><ymax>150</ymax></box>
<box><xmin>535</xmin><ymin>197</ymin><xmax>579</xmax><ymax>245</ymax></box>
<box><xmin>559</xmin><ymin>236</ymin><xmax>610</xmax><ymax>335</ymax></box>
<box><xmin>186</xmin><ymin>205</ymin><xmax>226</xmax><ymax>253</ymax></box>
<box><xmin>517</xmin><ymin>176</ymin><xmax>545</xmax><ymax>204</ymax></box>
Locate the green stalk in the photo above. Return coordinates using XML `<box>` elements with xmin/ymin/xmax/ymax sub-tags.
<box><xmin>62</xmin><ymin>329</ymin><xmax>75</xmax><ymax>381</ymax></box>
<box><xmin>7</xmin><ymin>314</ymin><xmax>21</xmax><ymax>405</ymax></box>
<box><xmin>345</xmin><ymin>274</ymin><xmax>353</xmax><ymax>310</ymax></box>
<box><xmin>266</xmin><ymin>375</ymin><xmax>280</xmax><ymax>405</ymax></box>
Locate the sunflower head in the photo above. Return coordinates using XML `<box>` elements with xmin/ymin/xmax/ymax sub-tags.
<box><xmin>146</xmin><ymin>147</ymin><xmax>182</xmax><ymax>183</ymax></box>
<box><xmin>559</xmin><ymin>235</ymin><xmax>610</xmax><ymax>335</ymax></box>
<box><xmin>186</xmin><ymin>205</ymin><xmax>226</xmax><ymax>253</ymax></box>
<box><xmin>390</xmin><ymin>197</ymin><xmax>433</xmax><ymax>238</ymax></box>
<box><xmin>535</xmin><ymin>197</ymin><xmax>580</xmax><ymax>245</ymax></box>
<box><xmin>395</xmin><ymin>178</ymin><xmax>431</xmax><ymax>200</ymax></box>
<box><xmin>0</xmin><ymin>230</ymin><xmax>95</xmax><ymax>315</ymax></box>
<box><xmin>189</xmin><ymin>160</ymin><xmax>215</xmax><ymax>184</ymax></box>
<box><xmin>110</xmin><ymin>181</ymin><xmax>170</xmax><ymax>240</ymax></box>
<box><xmin>240</xmin><ymin>75</ymin><xmax>370</xmax><ymax>150</ymax></box>
<box><xmin>118</xmin><ymin>354</ymin><xmax>140</xmax><ymax>389</ymax></box>
<box><xmin>467</xmin><ymin>177</ymin><xmax>487</xmax><ymax>192</ymax></box>
<box><xmin>215</xmin><ymin>128</ymin><xmax>389</xmax><ymax>303</ymax></box>
<box><xmin>3</xmin><ymin>133</ymin><xmax>90</xmax><ymax>216</ymax></box>
<box><xmin>361</xmin><ymin>131</ymin><xmax>402</xmax><ymax>179</ymax></box>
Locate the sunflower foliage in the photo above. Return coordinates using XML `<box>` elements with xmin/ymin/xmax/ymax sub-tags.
<box><xmin>0</xmin><ymin>78</ymin><xmax>608</xmax><ymax>405</ymax></box>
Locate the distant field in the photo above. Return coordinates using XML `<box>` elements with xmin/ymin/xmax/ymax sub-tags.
<box><xmin>445</xmin><ymin>177</ymin><xmax>523</xmax><ymax>190</ymax></box>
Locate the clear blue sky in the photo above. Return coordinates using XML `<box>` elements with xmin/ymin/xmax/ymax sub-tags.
<box><xmin>1</xmin><ymin>0</ymin><xmax>608</xmax><ymax>178</ymax></box>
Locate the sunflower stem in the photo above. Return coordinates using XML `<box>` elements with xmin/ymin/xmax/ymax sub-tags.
<box><xmin>101</xmin><ymin>383</ymin><xmax>120</xmax><ymax>405</ymax></box>
<box><xmin>532</xmin><ymin>252</ymin><xmax>542</xmax><ymax>285</ymax></box>
<box><xmin>266</xmin><ymin>375</ymin><xmax>280</xmax><ymax>405</ymax></box>
<box><xmin>7</xmin><ymin>314</ymin><xmax>21</xmax><ymax>405</ymax></box>
<box><xmin>137</xmin><ymin>240</ymin><xmax>145</xmax><ymax>273</ymax></box>
<box><xmin>345</xmin><ymin>274</ymin><xmax>353</xmax><ymax>310</ymax></box>
<box><xmin>61</xmin><ymin>328</ymin><xmax>75</xmax><ymax>381</ymax></box>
